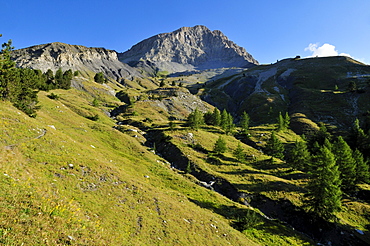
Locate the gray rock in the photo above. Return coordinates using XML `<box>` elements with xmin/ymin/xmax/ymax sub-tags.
<box><xmin>11</xmin><ymin>42</ymin><xmax>142</xmax><ymax>81</ymax></box>
<box><xmin>119</xmin><ymin>25</ymin><xmax>258</xmax><ymax>73</ymax></box>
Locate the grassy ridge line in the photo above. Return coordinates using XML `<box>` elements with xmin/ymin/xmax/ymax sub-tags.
<box><xmin>0</xmin><ymin>89</ymin><xmax>258</xmax><ymax>245</ymax></box>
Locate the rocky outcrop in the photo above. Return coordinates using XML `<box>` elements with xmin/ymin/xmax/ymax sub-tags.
<box><xmin>12</xmin><ymin>42</ymin><xmax>142</xmax><ymax>80</ymax></box>
<box><xmin>119</xmin><ymin>25</ymin><xmax>258</xmax><ymax>72</ymax></box>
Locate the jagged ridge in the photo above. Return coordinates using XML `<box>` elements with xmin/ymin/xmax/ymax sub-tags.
<box><xmin>119</xmin><ymin>25</ymin><xmax>259</xmax><ymax>72</ymax></box>
<box><xmin>11</xmin><ymin>42</ymin><xmax>142</xmax><ymax>80</ymax></box>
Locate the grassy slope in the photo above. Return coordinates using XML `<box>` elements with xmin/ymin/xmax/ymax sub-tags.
<box><xmin>161</xmin><ymin>123</ymin><xmax>370</xmax><ymax>243</ymax></box>
<box><xmin>0</xmin><ymin>87</ymin><xmax>257</xmax><ymax>245</ymax></box>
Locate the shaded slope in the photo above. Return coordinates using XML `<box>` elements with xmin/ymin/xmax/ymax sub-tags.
<box><xmin>203</xmin><ymin>56</ymin><xmax>370</xmax><ymax>131</ymax></box>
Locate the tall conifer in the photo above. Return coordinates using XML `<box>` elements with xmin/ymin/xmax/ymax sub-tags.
<box><xmin>332</xmin><ymin>136</ymin><xmax>357</xmax><ymax>193</ymax></box>
<box><xmin>305</xmin><ymin>146</ymin><xmax>342</xmax><ymax>221</ymax></box>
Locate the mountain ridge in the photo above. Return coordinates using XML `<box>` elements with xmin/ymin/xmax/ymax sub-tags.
<box><xmin>118</xmin><ymin>25</ymin><xmax>259</xmax><ymax>72</ymax></box>
<box><xmin>11</xmin><ymin>42</ymin><xmax>143</xmax><ymax>81</ymax></box>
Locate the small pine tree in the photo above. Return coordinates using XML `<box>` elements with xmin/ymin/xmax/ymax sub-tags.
<box><xmin>332</xmin><ymin>136</ymin><xmax>357</xmax><ymax>193</ymax></box>
<box><xmin>94</xmin><ymin>72</ymin><xmax>105</xmax><ymax>84</ymax></box>
<box><xmin>307</xmin><ymin>123</ymin><xmax>331</xmax><ymax>154</ymax></box>
<box><xmin>55</xmin><ymin>68</ymin><xmax>63</xmax><ymax>86</ymax></box>
<box><xmin>284</xmin><ymin>112</ymin><xmax>290</xmax><ymax>129</ymax></box>
<box><xmin>277</xmin><ymin>112</ymin><xmax>285</xmax><ymax>131</ymax></box>
<box><xmin>187</xmin><ymin>108</ymin><xmax>204</xmax><ymax>130</ymax></box>
<box><xmin>305</xmin><ymin>146</ymin><xmax>342</xmax><ymax>222</ymax></box>
<box><xmin>212</xmin><ymin>108</ymin><xmax>221</xmax><ymax>126</ymax></box>
<box><xmin>233</xmin><ymin>142</ymin><xmax>245</xmax><ymax>162</ymax></box>
<box><xmin>240</xmin><ymin>111</ymin><xmax>250</xmax><ymax>135</ymax></box>
<box><xmin>353</xmin><ymin>149</ymin><xmax>369</xmax><ymax>184</ymax></box>
<box><xmin>220</xmin><ymin>109</ymin><xmax>229</xmax><ymax>130</ymax></box>
<box><xmin>265</xmin><ymin>132</ymin><xmax>284</xmax><ymax>160</ymax></box>
<box><xmin>220</xmin><ymin>109</ymin><xmax>234</xmax><ymax>134</ymax></box>
<box><xmin>287</xmin><ymin>140</ymin><xmax>311</xmax><ymax>170</ymax></box>
<box><xmin>214</xmin><ymin>136</ymin><xmax>227</xmax><ymax>155</ymax></box>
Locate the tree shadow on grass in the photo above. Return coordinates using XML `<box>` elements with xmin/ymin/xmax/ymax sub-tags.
<box><xmin>234</xmin><ymin>180</ymin><xmax>305</xmax><ymax>193</ymax></box>
<box><xmin>251</xmin><ymin>159</ymin><xmax>290</xmax><ymax>170</ymax></box>
<box><xmin>188</xmin><ymin>199</ymin><xmax>247</xmax><ymax>220</ymax></box>
<box><xmin>187</xmin><ymin>198</ymin><xmax>310</xmax><ymax>240</ymax></box>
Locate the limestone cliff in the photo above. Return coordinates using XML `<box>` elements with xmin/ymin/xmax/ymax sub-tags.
<box><xmin>12</xmin><ymin>42</ymin><xmax>142</xmax><ymax>80</ymax></box>
<box><xmin>119</xmin><ymin>25</ymin><xmax>258</xmax><ymax>72</ymax></box>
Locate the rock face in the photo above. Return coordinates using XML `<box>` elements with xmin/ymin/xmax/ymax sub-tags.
<box><xmin>12</xmin><ymin>42</ymin><xmax>142</xmax><ymax>80</ymax></box>
<box><xmin>119</xmin><ymin>25</ymin><xmax>258</xmax><ymax>72</ymax></box>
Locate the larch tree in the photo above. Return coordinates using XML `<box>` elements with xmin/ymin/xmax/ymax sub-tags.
<box><xmin>233</xmin><ymin>142</ymin><xmax>245</xmax><ymax>162</ymax></box>
<box><xmin>305</xmin><ymin>145</ymin><xmax>342</xmax><ymax>222</ymax></box>
<box><xmin>353</xmin><ymin>149</ymin><xmax>369</xmax><ymax>184</ymax></box>
<box><xmin>332</xmin><ymin>136</ymin><xmax>357</xmax><ymax>193</ymax></box>
<box><xmin>187</xmin><ymin>108</ymin><xmax>204</xmax><ymax>130</ymax></box>
<box><xmin>214</xmin><ymin>136</ymin><xmax>227</xmax><ymax>155</ymax></box>
<box><xmin>277</xmin><ymin>112</ymin><xmax>285</xmax><ymax>131</ymax></box>
<box><xmin>212</xmin><ymin>108</ymin><xmax>221</xmax><ymax>126</ymax></box>
<box><xmin>265</xmin><ymin>132</ymin><xmax>284</xmax><ymax>160</ymax></box>
<box><xmin>286</xmin><ymin>140</ymin><xmax>311</xmax><ymax>171</ymax></box>
<box><xmin>240</xmin><ymin>111</ymin><xmax>250</xmax><ymax>136</ymax></box>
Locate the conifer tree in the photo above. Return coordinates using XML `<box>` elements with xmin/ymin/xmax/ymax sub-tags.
<box><xmin>348</xmin><ymin>119</ymin><xmax>370</xmax><ymax>158</ymax></box>
<box><xmin>60</xmin><ymin>69</ymin><xmax>73</xmax><ymax>89</ymax></box>
<box><xmin>94</xmin><ymin>72</ymin><xmax>105</xmax><ymax>84</ymax></box>
<box><xmin>0</xmin><ymin>38</ymin><xmax>16</xmax><ymax>99</ymax></box>
<box><xmin>332</xmin><ymin>136</ymin><xmax>357</xmax><ymax>193</ymax></box>
<box><xmin>353</xmin><ymin>149</ymin><xmax>369</xmax><ymax>184</ymax></box>
<box><xmin>203</xmin><ymin>110</ymin><xmax>214</xmax><ymax>125</ymax></box>
<box><xmin>220</xmin><ymin>109</ymin><xmax>234</xmax><ymax>134</ymax></box>
<box><xmin>307</xmin><ymin>123</ymin><xmax>331</xmax><ymax>154</ymax></box>
<box><xmin>305</xmin><ymin>145</ymin><xmax>342</xmax><ymax>222</ymax></box>
<box><xmin>187</xmin><ymin>108</ymin><xmax>204</xmax><ymax>130</ymax></box>
<box><xmin>212</xmin><ymin>107</ymin><xmax>221</xmax><ymax>126</ymax></box>
<box><xmin>220</xmin><ymin>109</ymin><xmax>229</xmax><ymax>130</ymax></box>
<box><xmin>284</xmin><ymin>112</ymin><xmax>290</xmax><ymax>129</ymax></box>
<box><xmin>214</xmin><ymin>136</ymin><xmax>227</xmax><ymax>155</ymax></box>
<box><xmin>277</xmin><ymin>112</ymin><xmax>285</xmax><ymax>131</ymax></box>
<box><xmin>286</xmin><ymin>140</ymin><xmax>310</xmax><ymax>170</ymax></box>
<box><xmin>226</xmin><ymin>112</ymin><xmax>235</xmax><ymax>134</ymax></box>
<box><xmin>265</xmin><ymin>132</ymin><xmax>284</xmax><ymax>159</ymax></box>
<box><xmin>55</xmin><ymin>68</ymin><xmax>63</xmax><ymax>86</ymax></box>
<box><xmin>233</xmin><ymin>142</ymin><xmax>245</xmax><ymax>162</ymax></box>
<box><xmin>240</xmin><ymin>111</ymin><xmax>250</xmax><ymax>135</ymax></box>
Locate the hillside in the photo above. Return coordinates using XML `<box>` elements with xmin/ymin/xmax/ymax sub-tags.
<box><xmin>0</xmin><ymin>78</ymin><xmax>258</xmax><ymax>245</ymax></box>
<box><xmin>201</xmin><ymin>56</ymin><xmax>370</xmax><ymax>132</ymax></box>
<box><xmin>3</xmin><ymin>25</ymin><xmax>370</xmax><ymax>245</ymax></box>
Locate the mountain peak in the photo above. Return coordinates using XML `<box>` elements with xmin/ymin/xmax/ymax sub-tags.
<box><xmin>119</xmin><ymin>25</ymin><xmax>258</xmax><ymax>72</ymax></box>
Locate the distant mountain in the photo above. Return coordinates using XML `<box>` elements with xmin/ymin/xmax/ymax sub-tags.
<box><xmin>118</xmin><ymin>25</ymin><xmax>259</xmax><ymax>73</ymax></box>
<box><xmin>11</xmin><ymin>42</ymin><xmax>142</xmax><ymax>80</ymax></box>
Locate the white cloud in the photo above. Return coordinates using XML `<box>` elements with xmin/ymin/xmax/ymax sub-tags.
<box><xmin>304</xmin><ymin>43</ymin><xmax>351</xmax><ymax>58</ymax></box>
<box><xmin>303</xmin><ymin>43</ymin><xmax>370</xmax><ymax>64</ymax></box>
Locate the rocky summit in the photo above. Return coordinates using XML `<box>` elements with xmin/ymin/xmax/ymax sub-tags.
<box><xmin>118</xmin><ymin>25</ymin><xmax>259</xmax><ymax>72</ymax></box>
<box><xmin>11</xmin><ymin>42</ymin><xmax>142</xmax><ymax>80</ymax></box>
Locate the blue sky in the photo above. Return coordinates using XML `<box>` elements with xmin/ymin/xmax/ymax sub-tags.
<box><xmin>2</xmin><ymin>0</ymin><xmax>370</xmax><ymax>64</ymax></box>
